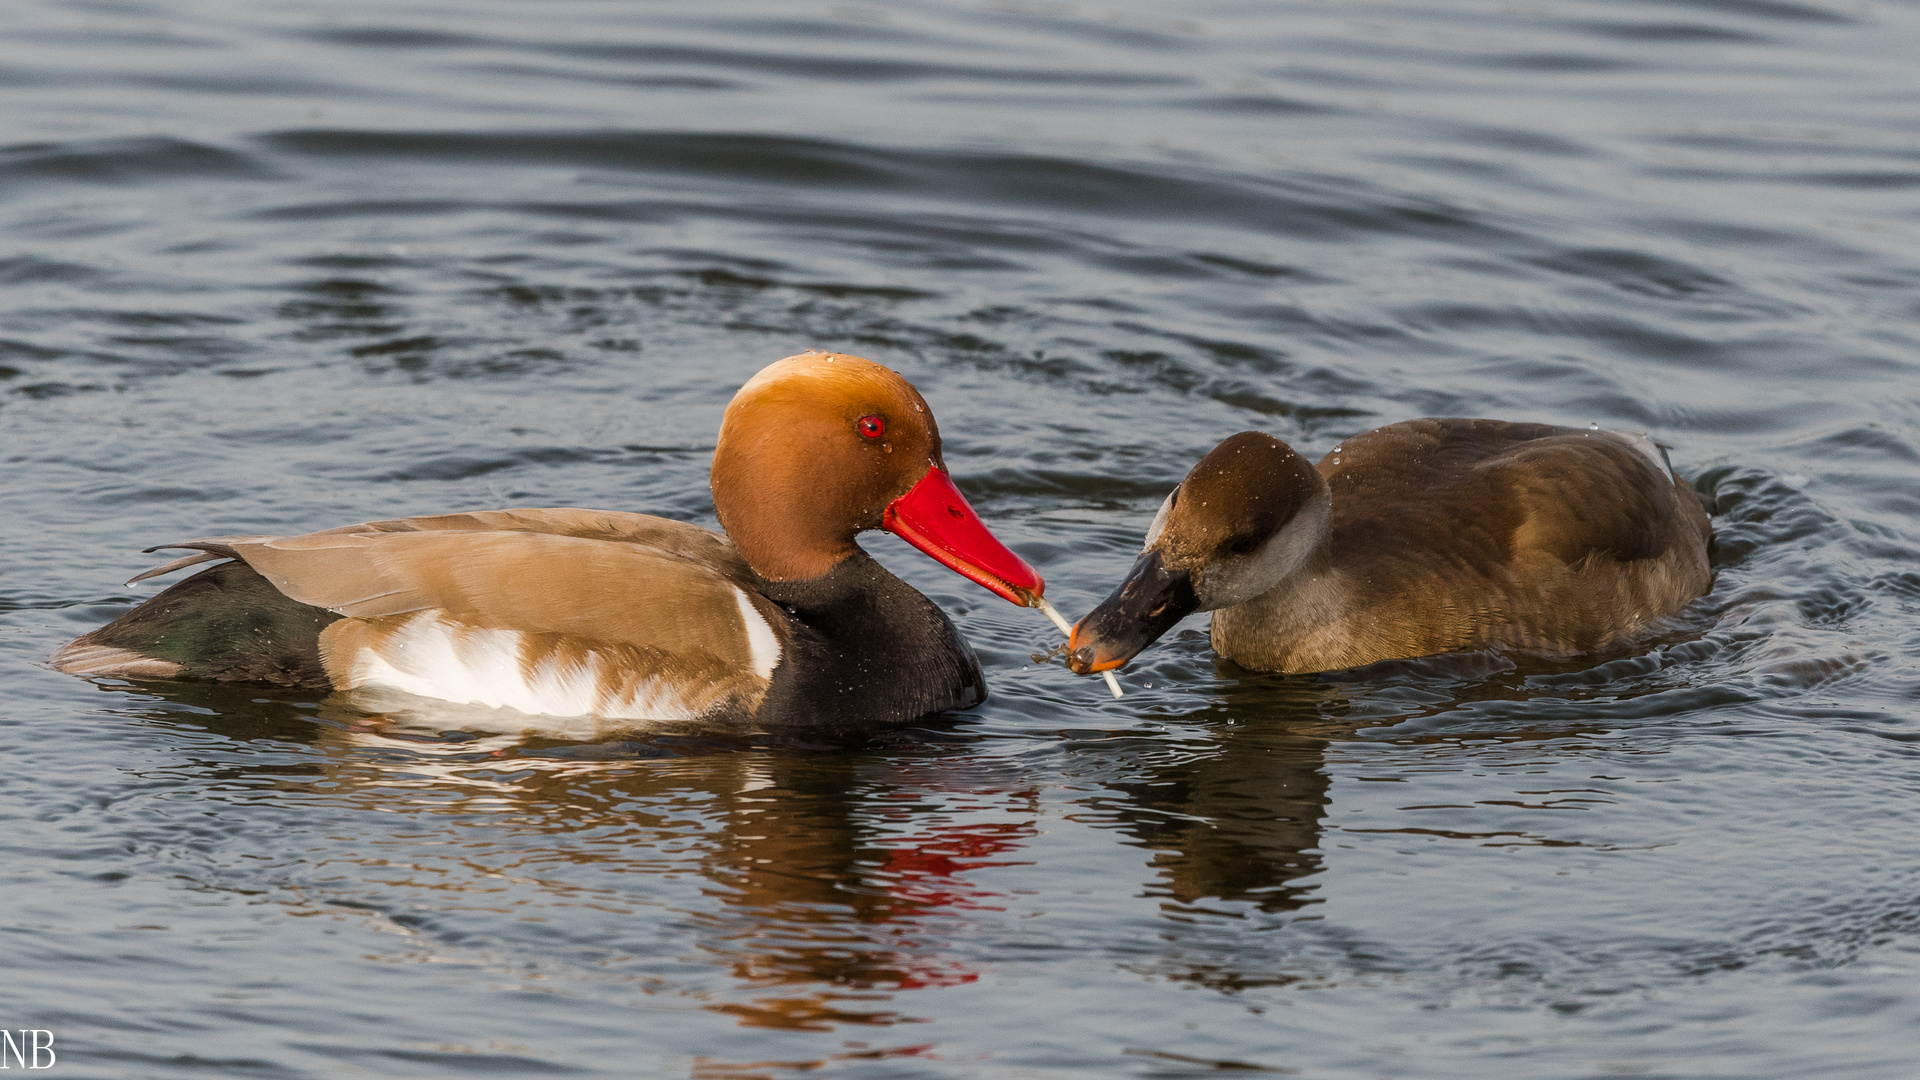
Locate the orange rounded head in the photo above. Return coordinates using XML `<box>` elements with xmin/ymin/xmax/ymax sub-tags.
<box><xmin>711</xmin><ymin>351</ymin><xmax>1043</xmax><ymax>605</ymax></box>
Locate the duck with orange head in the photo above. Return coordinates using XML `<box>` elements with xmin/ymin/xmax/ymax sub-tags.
<box><xmin>53</xmin><ymin>352</ymin><xmax>1049</xmax><ymax>735</ymax></box>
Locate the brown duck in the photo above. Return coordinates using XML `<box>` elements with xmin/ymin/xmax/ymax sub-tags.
<box><xmin>1067</xmin><ymin>419</ymin><xmax>1712</xmax><ymax>675</ymax></box>
<box><xmin>53</xmin><ymin>352</ymin><xmax>1048</xmax><ymax>734</ymax></box>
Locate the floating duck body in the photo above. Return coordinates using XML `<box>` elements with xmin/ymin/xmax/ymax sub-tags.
<box><xmin>53</xmin><ymin>353</ymin><xmax>1045</xmax><ymax>733</ymax></box>
<box><xmin>1069</xmin><ymin>419</ymin><xmax>1712</xmax><ymax>675</ymax></box>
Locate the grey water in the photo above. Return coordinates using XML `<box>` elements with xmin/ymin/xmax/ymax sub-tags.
<box><xmin>5</xmin><ymin>0</ymin><xmax>1920</xmax><ymax>1076</ymax></box>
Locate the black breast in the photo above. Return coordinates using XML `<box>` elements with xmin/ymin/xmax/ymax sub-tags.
<box><xmin>751</xmin><ymin>551</ymin><xmax>986</xmax><ymax>735</ymax></box>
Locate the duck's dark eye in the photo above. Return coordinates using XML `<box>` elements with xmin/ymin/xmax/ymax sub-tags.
<box><xmin>1227</xmin><ymin>534</ymin><xmax>1261</xmax><ymax>556</ymax></box>
<box><xmin>857</xmin><ymin>415</ymin><xmax>886</xmax><ymax>439</ymax></box>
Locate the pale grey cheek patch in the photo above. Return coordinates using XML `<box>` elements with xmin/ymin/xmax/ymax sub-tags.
<box><xmin>1203</xmin><ymin>490</ymin><xmax>1332</xmax><ymax>610</ymax></box>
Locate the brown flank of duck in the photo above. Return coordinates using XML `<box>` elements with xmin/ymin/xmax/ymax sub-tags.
<box><xmin>1067</xmin><ymin>419</ymin><xmax>1712</xmax><ymax>675</ymax></box>
<box><xmin>52</xmin><ymin>352</ymin><xmax>1047</xmax><ymax>734</ymax></box>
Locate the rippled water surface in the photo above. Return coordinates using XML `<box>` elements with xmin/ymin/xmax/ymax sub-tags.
<box><xmin>7</xmin><ymin>0</ymin><xmax>1920</xmax><ymax>1076</ymax></box>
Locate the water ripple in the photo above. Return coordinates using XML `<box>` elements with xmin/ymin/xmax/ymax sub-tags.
<box><xmin>8</xmin><ymin>1</ymin><xmax>1920</xmax><ymax>1077</ymax></box>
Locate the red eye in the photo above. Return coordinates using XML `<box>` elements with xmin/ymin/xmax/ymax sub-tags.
<box><xmin>857</xmin><ymin>415</ymin><xmax>886</xmax><ymax>439</ymax></box>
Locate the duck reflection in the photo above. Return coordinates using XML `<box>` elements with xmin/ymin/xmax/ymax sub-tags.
<box><xmin>94</xmin><ymin>679</ymin><xmax>1035</xmax><ymax>1032</ymax></box>
<box><xmin>1054</xmin><ymin>658</ymin><xmax>1341</xmax><ymax>967</ymax></box>
<box><xmin>690</xmin><ymin>751</ymin><xmax>1037</xmax><ymax>1030</ymax></box>
<box><xmin>79</xmin><ymin>640</ymin><xmax>1682</xmax><ymax>1027</ymax></box>
<box><xmin>1103</xmin><ymin>720</ymin><xmax>1330</xmax><ymax>917</ymax></box>
<box><xmin>1085</xmin><ymin>639</ymin><xmax>1683</xmax><ymax>927</ymax></box>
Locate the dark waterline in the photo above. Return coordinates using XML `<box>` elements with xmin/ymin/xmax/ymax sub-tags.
<box><xmin>5</xmin><ymin>1</ymin><xmax>1920</xmax><ymax>1077</ymax></box>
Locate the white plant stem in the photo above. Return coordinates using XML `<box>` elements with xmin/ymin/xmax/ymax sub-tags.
<box><xmin>1032</xmin><ymin>596</ymin><xmax>1123</xmax><ymax>698</ymax></box>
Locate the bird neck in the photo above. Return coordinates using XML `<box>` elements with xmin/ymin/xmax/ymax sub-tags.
<box><xmin>753</xmin><ymin>550</ymin><xmax>985</xmax><ymax>732</ymax></box>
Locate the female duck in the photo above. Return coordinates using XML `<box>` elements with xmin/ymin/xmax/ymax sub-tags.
<box><xmin>1067</xmin><ymin>419</ymin><xmax>1711</xmax><ymax>675</ymax></box>
<box><xmin>54</xmin><ymin>352</ymin><xmax>1047</xmax><ymax>733</ymax></box>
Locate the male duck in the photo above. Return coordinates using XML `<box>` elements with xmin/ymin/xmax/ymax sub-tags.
<box><xmin>1067</xmin><ymin>419</ymin><xmax>1711</xmax><ymax>675</ymax></box>
<box><xmin>54</xmin><ymin>352</ymin><xmax>1047</xmax><ymax>733</ymax></box>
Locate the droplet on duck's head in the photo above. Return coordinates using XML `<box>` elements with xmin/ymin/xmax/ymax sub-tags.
<box><xmin>1160</xmin><ymin>431</ymin><xmax>1321</xmax><ymax>564</ymax></box>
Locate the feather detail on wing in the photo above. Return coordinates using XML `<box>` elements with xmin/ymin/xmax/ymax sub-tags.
<box><xmin>1312</xmin><ymin>420</ymin><xmax>1710</xmax><ymax>664</ymax></box>
<box><xmin>127</xmin><ymin>537</ymin><xmax>274</xmax><ymax>584</ymax></box>
<box><xmin>133</xmin><ymin>510</ymin><xmax>746</xmax><ymax>585</ymax></box>
<box><xmin>312</xmin><ymin>507</ymin><xmax>746</xmax><ymax>573</ymax></box>
<box><xmin>124</xmin><ymin>510</ymin><xmax>787</xmax><ymax>722</ymax></box>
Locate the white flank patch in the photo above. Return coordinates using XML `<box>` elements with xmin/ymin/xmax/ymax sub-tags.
<box><xmin>344</xmin><ymin>611</ymin><xmax>705</xmax><ymax>723</ymax></box>
<box><xmin>733</xmin><ymin>587</ymin><xmax>782</xmax><ymax>681</ymax></box>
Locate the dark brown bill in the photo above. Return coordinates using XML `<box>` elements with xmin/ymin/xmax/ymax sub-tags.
<box><xmin>1066</xmin><ymin>549</ymin><xmax>1198</xmax><ymax>674</ymax></box>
